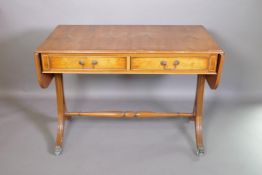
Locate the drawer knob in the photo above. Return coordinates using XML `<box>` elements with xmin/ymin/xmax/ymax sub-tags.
<box><xmin>160</xmin><ymin>60</ymin><xmax>167</xmax><ymax>66</ymax></box>
<box><xmin>173</xmin><ymin>60</ymin><xmax>180</xmax><ymax>66</ymax></box>
<box><xmin>91</xmin><ymin>60</ymin><xmax>98</xmax><ymax>65</ymax></box>
<box><xmin>79</xmin><ymin>60</ymin><xmax>85</xmax><ymax>65</ymax></box>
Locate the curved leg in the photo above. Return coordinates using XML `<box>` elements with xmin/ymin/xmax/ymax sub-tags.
<box><xmin>194</xmin><ymin>75</ymin><xmax>205</xmax><ymax>156</ymax></box>
<box><xmin>55</xmin><ymin>74</ymin><xmax>66</xmax><ymax>156</ymax></box>
<box><xmin>189</xmin><ymin>91</ymin><xmax>197</xmax><ymax>122</ymax></box>
<box><xmin>195</xmin><ymin>116</ymin><xmax>204</xmax><ymax>156</ymax></box>
<box><xmin>64</xmin><ymin>100</ymin><xmax>72</xmax><ymax>121</ymax></box>
<box><xmin>55</xmin><ymin>113</ymin><xmax>64</xmax><ymax>156</ymax></box>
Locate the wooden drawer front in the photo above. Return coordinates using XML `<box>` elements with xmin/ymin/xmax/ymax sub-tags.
<box><xmin>42</xmin><ymin>55</ymin><xmax>127</xmax><ymax>71</ymax></box>
<box><xmin>131</xmin><ymin>57</ymin><xmax>216</xmax><ymax>72</ymax></box>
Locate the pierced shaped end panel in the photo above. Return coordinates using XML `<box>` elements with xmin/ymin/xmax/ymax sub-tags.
<box><xmin>206</xmin><ymin>53</ymin><xmax>224</xmax><ymax>89</ymax></box>
<box><xmin>34</xmin><ymin>52</ymin><xmax>54</xmax><ymax>88</ymax></box>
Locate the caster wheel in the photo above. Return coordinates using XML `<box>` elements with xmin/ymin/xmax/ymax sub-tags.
<box><xmin>54</xmin><ymin>146</ymin><xmax>63</xmax><ymax>156</ymax></box>
<box><xmin>196</xmin><ymin>148</ymin><xmax>205</xmax><ymax>156</ymax></box>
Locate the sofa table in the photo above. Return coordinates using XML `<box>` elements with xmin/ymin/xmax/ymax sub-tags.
<box><xmin>34</xmin><ymin>25</ymin><xmax>224</xmax><ymax>156</ymax></box>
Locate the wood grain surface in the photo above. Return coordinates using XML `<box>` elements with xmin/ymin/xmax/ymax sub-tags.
<box><xmin>37</xmin><ymin>25</ymin><xmax>223</xmax><ymax>54</ymax></box>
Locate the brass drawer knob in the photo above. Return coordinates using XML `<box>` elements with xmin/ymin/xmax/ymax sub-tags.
<box><xmin>173</xmin><ymin>60</ymin><xmax>180</xmax><ymax>66</ymax></box>
<box><xmin>91</xmin><ymin>60</ymin><xmax>98</xmax><ymax>65</ymax></box>
<box><xmin>160</xmin><ymin>60</ymin><xmax>167</xmax><ymax>66</ymax></box>
<box><xmin>79</xmin><ymin>60</ymin><xmax>85</xmax><ymax>65</ymax></box>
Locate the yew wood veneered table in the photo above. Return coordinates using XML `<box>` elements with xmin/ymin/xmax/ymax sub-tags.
<box><xmin>34</xmin><ymin>25</ymin><xmax>224</xmax><ymax>156</ymax></box>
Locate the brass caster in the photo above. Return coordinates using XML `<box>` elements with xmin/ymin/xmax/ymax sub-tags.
<box><xmin>196</xmin><ymin>147</ymin><xmax>205</xmax><ymax>156</ymax></box>
<box><xmin>54</xmin><ymin>146</ymin><xmax>63</xmax><ymax>156</ymax></box>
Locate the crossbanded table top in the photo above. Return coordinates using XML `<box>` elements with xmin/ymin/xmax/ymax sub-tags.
<box><xmin>37</xmin><ymin>25</ymin><xmax>223</xmax><ymax>54</ymax></box>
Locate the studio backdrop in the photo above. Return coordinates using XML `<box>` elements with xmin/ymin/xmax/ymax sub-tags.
<box><xmin>0</xmin><ymin>0</ymin><xmax>261</xmax><ymax>100</ymax></box>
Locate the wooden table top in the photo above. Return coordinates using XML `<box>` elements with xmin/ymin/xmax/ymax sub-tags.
<box><xmin>37</xmin><ymin>25</ymin><xmax>223</xmax><ymax>54</ymax></box>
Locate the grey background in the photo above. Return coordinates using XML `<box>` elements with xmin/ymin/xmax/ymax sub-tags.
<box><xmin>0</xmin><ymin>0</ymin><xmax>261</xmax><ymax>99</ymax></box>
<box><xmin>0</xmin><ymin>0</ymin><xmax>262</xmax><ymax>175</ymax></box>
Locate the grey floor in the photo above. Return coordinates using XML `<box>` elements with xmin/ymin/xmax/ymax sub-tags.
<box><xmin>0</xmin><ymin>96</ymin><xmax>261</xmax><ymax>175</ymax></box>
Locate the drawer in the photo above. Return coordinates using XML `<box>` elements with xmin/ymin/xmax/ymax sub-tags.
<box><xmin>131</xmin><ymin>56</ymin><xmax>217</xmax><ymax>72</ymax></box>
<box><xmin>41</xmin><ymin>54</ymin><xmax>127</xmax><ymax>72</ymax></box>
